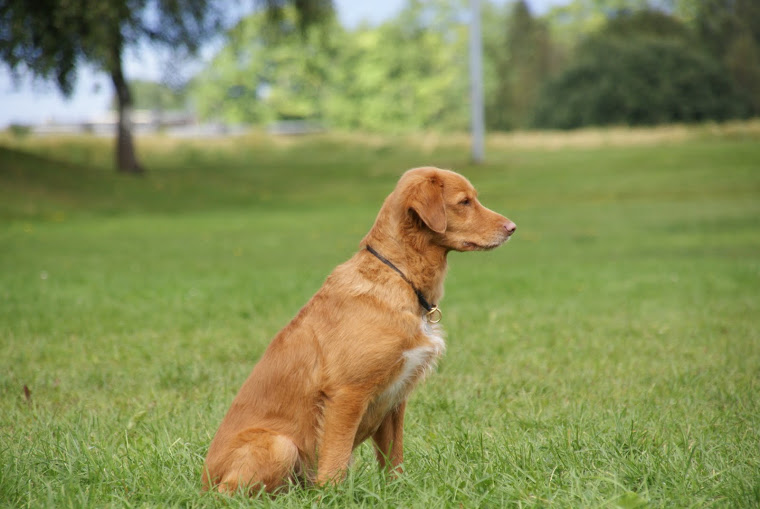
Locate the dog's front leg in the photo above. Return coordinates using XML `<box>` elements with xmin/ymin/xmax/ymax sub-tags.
<box><xmin>372</xmin><ymin>400</ymin><xmax>406</xmax><ymax>475</ymax></box>
<box><xmin>316</xmin><ymin>387</ymin><xmax>369</xmax><ymax>485</ymax></box>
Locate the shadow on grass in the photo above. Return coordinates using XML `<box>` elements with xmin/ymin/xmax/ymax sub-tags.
<box><xmin>0</xmin><ymin>141</ymin><xmax>409</xmax><ymax>222</ymax></box>
<box><xmin>0</xmin><ymin>146</ymin><xmax>138</xmax><ymax>221</ymax></box>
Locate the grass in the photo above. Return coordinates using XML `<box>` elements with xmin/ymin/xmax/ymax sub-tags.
<box><xmin>1</xmin><ymin>126</ymin><xmax>759</xmax><ymax>507</ymax></box>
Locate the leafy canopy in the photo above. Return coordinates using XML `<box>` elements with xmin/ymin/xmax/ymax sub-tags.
<box><xmin>0</xmin><ymin>0</ymin><xmax>224</xmax><ymax>94</ymax></box>
<box><xmin>533</xmin><ymin>10</ymin><xmax>751</xmax><ymax>129</ymax></box>
<box><xmin>191</xmin><ymin>0</ymin><xmax>470</xmax><ymax>132</ymax></box>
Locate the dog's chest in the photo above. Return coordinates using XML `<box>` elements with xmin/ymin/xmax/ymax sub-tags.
<box><xmin>378</xmin><ymin>322</ymin><xmax>446</xmax><ymax>406</ymax></box>
<box><xmin>355</xmin><ymin>322</ymin><xmax>445</xmax><ymax>443</ymax></box>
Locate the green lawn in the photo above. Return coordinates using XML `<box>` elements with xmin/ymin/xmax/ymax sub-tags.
<box><xmin>1</xmin><ymin>129</ymin><xmax>759</xmax><ymax>507</ymax></box>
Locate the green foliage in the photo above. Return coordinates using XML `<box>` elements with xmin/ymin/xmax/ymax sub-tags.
<box><xmin>1</xmin><ymin>129</ymin><xmax>759</xmax><ymax>506</ymax></box>
<box><xmin>695</xmin><ymin>0</ymin><xmax>760</xmax><ymax>58</ymax></box>
<box><xmin>192</xmin><ymin>0</ymin><xmax>561</xmax><ymax>132</ymax></box>
<box><xmin>110</xmin><ymin>80</ymin><xmax>188</xmax><ymax>111</ymax></box>
<box><xmin>328</xmin><ymin>0</ymin><xmax>469</xmax><ymax>132</ymax></box>
<box><xmin>695</xmin><ymin>0</ymin><xmax>760</xmax><ymax>114</ymax></box>
<box><xmin>259</xmin><ymin>0</ymin><xmax>334</xmax><ymax>32</ymax></box>
<box><xmin>485</xmin><ymin>0</ymin><xmax>559</xmax><ymax>130</ymax></box>
<box><xmin>601</xmin><ymin>8</ymin><xmax>693</xmax><ymax>40</ymax></box>
<box><xmin>0</xmin><ymin>0</ymin><xmax>332</xmax><ymax>172</ymax></box>
<box><xmin>190</xmin><ymin>0</ymin><xmax>760</xmax><ymax>133</ymax></box>
<box><xmin>544</xmin><ymin>0</ymin><xmax>655</xmax><ymax>40</ymax></box>
<box><xmin>0</xmin><ymin>0</ymin><xmax>224</xmax><ymax>95</ymax></box>
<box><xmin>0</xmin><ymin>0</ymin><xmax>227</xmax><ymax>172</ymax></box>
<box><xmin>191</xmin><ymin>6</ymin><xmax>340</xmax><ymax>124</ymax></box>
<box><xmin>7</xmin><ymin>123</ymin><xmax>31</xmax><ymax>137</ymax></box>
<box><xmin>192</xmin><ymin>1</ymin><xmax>469</xmax><ymax>132</ymax></box>
<box><xmin>533</xmin><ymin>11</ymin><xmax>751</xmax><ymax>129</ymax></box>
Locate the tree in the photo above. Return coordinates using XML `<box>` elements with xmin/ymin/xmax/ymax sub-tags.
<box><xmin>0</xmin><ymin>0</ymin><xmax>332</xmax><ymax>174</ymax></box>
<box><xmin>695</xmin><ymin>0</ymin><xmax>760</xmax><ymax>114</ymax></box>
<box><xmin>192</xmin><ymin>0</ymin><xmax>470</xmax><ymax>133</ymax></box>
<box><xmin>484</xmin><ymin>0</ymin><xmax>557</xmax><ymax>131</ymax></box>
<box><xmin>532</xmin><ymin>11</ymin><xmax>750</xmax><ymax>129</ymax></box>
<box><xmin>328</xmin><ymin>0</ymin><xmax>469</xmax><ymax>132</ymax></box>
<box><xmin>545</xmin><ymin>0</ymin><xmax>654</xmax><ymax>41</ymax></box>
<box><xmin>191</xmin><ymin>5</ymin><xmax>340</xmax><ymax>125</ymax></box>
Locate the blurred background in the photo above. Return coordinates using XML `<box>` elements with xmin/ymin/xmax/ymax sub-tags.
<box><xmin>2</xmin><ymin>0</ymin><xmax>758</xmax><ymax>145</ymax></box>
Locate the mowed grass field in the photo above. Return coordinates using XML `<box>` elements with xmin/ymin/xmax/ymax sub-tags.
<box><xmin>1</xmin><ymin>127</ymin><xmax>759</xmax><ymax>507</ymax></box>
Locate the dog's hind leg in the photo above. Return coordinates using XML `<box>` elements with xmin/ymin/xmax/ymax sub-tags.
<box><xmin>215</xmin><ymin>428</ymin><xmax>299</xmax><ymax>495</ymax></box>
<box><xmin>372</xmin><ymin>400</ymin><xmax>406</xmax><ymax>476</ymax></box>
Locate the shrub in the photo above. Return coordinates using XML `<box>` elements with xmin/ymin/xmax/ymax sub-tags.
<box><xmin>533</xmin><ymin>31</ymin><xmax>751</xmax><ymax>129</ymax></box>
<box><xmin>8</xmin><ymin>124</ymin><xmax>31</xmax><ymax>137</ymax></box>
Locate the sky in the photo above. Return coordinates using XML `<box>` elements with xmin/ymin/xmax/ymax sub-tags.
<box><xmin>0</xmin><ymin>0</ymin><xmax>566</xmax><ymax>128</ymax></box>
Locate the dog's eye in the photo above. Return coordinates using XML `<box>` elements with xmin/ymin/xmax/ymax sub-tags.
<box><xmin>459</xmin><ymin>198</ymin><xmax>471</xmax><ymax>206</ymax></box>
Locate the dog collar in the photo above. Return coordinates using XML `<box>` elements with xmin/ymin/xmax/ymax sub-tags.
<box><xmin>365</xmin><ymin>245</ymin><xmax>442</xmax><ymax>323</ymax></box>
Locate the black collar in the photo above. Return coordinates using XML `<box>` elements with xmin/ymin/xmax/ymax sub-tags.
<box><xmin>365</xmin><ymin>245</ymin><xmax>442</xmax><ymax>323</ymax></box>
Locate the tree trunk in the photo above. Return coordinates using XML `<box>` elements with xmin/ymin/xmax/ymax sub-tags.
<box><xmin>110</xmin><ymin>43</ymin><xmax>144</xmax><ymax>174</ymax></box>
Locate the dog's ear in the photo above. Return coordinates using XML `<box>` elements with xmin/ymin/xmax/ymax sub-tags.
<box><xmin>408</xmin><ymin>176</ymin><xmax>447</xmax><ymax>233</ymax></box>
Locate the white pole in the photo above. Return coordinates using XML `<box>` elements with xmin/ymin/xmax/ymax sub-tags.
<box><xmin>469</xmin><ymin>0</ymin><xmax>485</xmax><ymax>164</ymax></box>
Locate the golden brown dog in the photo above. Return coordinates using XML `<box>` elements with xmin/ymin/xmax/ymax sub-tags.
<box><xmin>202</xmin><ymin>166</ymin><xmax>516</xmax><ymax>494</ymax></box>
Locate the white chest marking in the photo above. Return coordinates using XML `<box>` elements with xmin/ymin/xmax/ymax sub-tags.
<box><xmin>380</xmin><ymin>323</ymin><xmax>446</xmax><ymax>405</ymax></box>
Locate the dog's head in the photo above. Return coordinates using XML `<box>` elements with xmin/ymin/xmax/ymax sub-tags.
<box><xmin>369</xmin><ymin>167</ymin><xmax>516</xmax><ymax>252</ymax></box>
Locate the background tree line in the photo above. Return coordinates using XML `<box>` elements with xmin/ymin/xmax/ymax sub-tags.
<box><xmin>183</xmin><ymin>0</ymin><xmax>760</xmax><ymax>132</ymax></box>
<box><xmin>2</xmin><ymin>0</ymin><xmax>759</xmax><ymax>175</ymax></box>
<box><xmin>0</xmin><ymin>0</ymin><xmax>332</xmax><ymax>172</ymax></box>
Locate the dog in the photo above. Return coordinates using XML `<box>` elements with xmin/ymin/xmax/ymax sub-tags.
<box><xmin>202</xmin><ymin>166</ymin><xmax>516</xmax><ymax>494</ymax></box>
